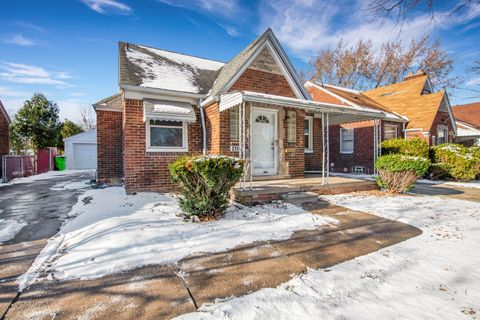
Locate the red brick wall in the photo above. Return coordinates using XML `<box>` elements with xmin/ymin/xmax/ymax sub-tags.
<box><xmin>229</xmin><ymin>68</ymin><xmax>297</xmax><ymax>98</ymax></box>
<box><xmin>429</xmin><ymin>111</ymin><xmax>455</xmax><ymax>145</ymax></box>
<box><xmin>305</xmin><ymin>116</ymin><xmax>323</xmax><ymax>172</ymax></box>
<box><xmin>0</xmin><ymin>111</ymin><xmax>9</xmax><ymax>178</ymax></box>
<box><xmin>284</xmin><ymin>108</ymin><xmax>305</xmax><ymax>177</ymax></box>
<box><xmin>123</xmin><ymin>99</ymin><xmax>202</xmax><ymax>193</ymax></box>
<box><xmin>328</xmin><ymin>120</ymin><xmax>403</xmax><ymax>174</ymax></box>
<box><xmin>96</xmin><ymin>110</ymin><xmax>123</xmax><ymax>184</ymax></box>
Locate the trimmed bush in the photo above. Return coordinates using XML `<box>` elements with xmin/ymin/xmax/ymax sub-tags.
<box><xmin>381</xmin><ymin>138</ymin><xmax>429</xmax><ymax>158</ymax></box>
<box><xmin>432</xmin><ymin>144</ymin><xmax>480</xmax><ymax>181</ymax></box>
<box><xmin>169</xmin><ymin>155</ymin><xmax>243</xmax><ymax>220</ymax></box>
<box><xmin>375</xmin><ymin>154</ymin><xmax>431</xmax><ymax>193</ymax></box>
<box><xmin>427</xmin><ymin>163</ymin><xmax>451</xmax><ymax>181</ymax></box>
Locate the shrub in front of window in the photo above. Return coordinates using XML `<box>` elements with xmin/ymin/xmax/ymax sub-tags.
<box><xmin>375</xmin><ymin>154</ymin><xmax>431</xmax><ymax>193</ymax></box>
<box><xmin>381</xmin><ymin>138</ymin><xmax>429</xmax><ymax>158</ymax></box>
<box><xmin>431</xmin><ymin>144</ymin><xmax>480</xmax><ymax>181</ymax></box>
<box><xmin>169</xmin><ymin>155</ymin><xmax>243</xmax><ymax>220</ymax></box>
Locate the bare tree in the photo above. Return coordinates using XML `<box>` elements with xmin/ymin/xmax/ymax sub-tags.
<box><xmin>369</xmin><ymin>0</ymin><xmax>479</xmax><ymax>24</ymax></box>
<box><xmin>309</xmin><ymin>36</ymin><xmax>456</xmax><ymax>91</ymax></box>
<box><xmin>79</xmin><ymin>105</ymin><xmax>96</xmax><ymax>130</ymax></box>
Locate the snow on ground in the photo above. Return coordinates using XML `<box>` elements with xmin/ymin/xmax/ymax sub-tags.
<box><xmin>18</xmin><ymin>187</ymin><xmax>336</xmax><ymax>287</ymax></box>
<box><xmin>0</xmin><ymin>170</ymin><xmax>93</xmax><ymax>187</ymax></box>
<box><xmin>0</xmin><ymin>218</ymin><xmax>26</xmax><ymax>244</ymax></box>
<box><xmin>417</xmin><ymin>179</ymin><xmax>480</xmax><ymax>189</ymax></box>
<box><xmin>50</xmin><ymin>180</ymin><xmax>92</xmax><ymax>191</ymax></box>
<box><xmin>177</xmin><ymin>193</ymin><xmax>480</xmax><ymax>320</ymax></box>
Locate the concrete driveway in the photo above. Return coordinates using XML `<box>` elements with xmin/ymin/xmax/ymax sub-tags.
<box><xmin>0</xmin><ymin>171</ymin><xmax>94</xmax><ymax>318</ymax></box>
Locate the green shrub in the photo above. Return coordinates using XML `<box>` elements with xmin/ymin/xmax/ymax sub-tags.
<box><xmin>432</xmin><ymin>144</ymin><xmax>480</xmax><ymax>181</ymax></box>
<box><xmin>169</xmin><ymin>155</ymin><xmax>243</xmax><ymax>220</ymax></box>
<box><xmin>381</xmin><ymin>138</ymin><xmax>429</xmax><ymax>158</ymax></box>
<box><xmin>427</xmin><ymin>163</ymin><xmax>451</xmax><ymax>181</ymax></box>
<box><xmin>375</xmin><ymin>154</ymin><xmax>431</xmax><ymax>193</ymax></box>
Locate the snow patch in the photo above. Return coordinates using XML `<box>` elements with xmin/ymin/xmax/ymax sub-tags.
<box><xmin>0</xmin><ymin>218</ymin><xmax>27</xmax><ymax>243</ymax></box>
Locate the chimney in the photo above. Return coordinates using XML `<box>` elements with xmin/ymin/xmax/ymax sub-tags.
<box><xmin>404</xmin><ymin>69</ymin><xmax>426</xmax><ymax>81</ymax></box>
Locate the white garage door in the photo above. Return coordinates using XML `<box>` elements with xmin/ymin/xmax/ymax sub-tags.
<box><xmin>73</xmin><ymin>143</ymin><xmax>97</xmax><ymax>169</ymax></box>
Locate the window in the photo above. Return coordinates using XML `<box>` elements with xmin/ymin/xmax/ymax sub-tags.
<box><xmin>304</xmin><ymin>116</ymin><xmax>313</xmax><ymax>153</ymax></box>
<box><xmin>383</xmin><ymin>124</ymin><xmax>397</xmax><ymax>140</ymax></box>
<box><xmin>340</xmin><ymin>128</ymin><xmax>354</xmax><ymax>154</ymax></box>
<box><xmin>437</xmin><ymin>125</ymin><xmax>448</xmax><ymax>145</ymax></box>
<box><xmin>287</xmin><ymin>110</ymin><xmax>296</xmax><ymax>143</ymax></box>
<box><xmin>230</xmin><ymin>107</ymin><xmax>239</xmax><ymax>140</ymax></box>
<box><xmin>147</xmin><ymin>119</ymin><xmax>188</xmax><ymax>152</ymax></box>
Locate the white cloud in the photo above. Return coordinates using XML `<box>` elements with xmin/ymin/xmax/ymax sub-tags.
<box><xmin>70</xmin><ymin>92</ymin><xmax>86</xmax><ymax>97</ymax></box>
<box><xmin>157</xmin><ymin>0</ymin><xmax>240</xmax><ymax>17</ymax></box>
<box><xmin>257</xmin><ymin>0</ymin><xmax>480</xmax><ymax>59</ymax></box>
<box><xmin>14</xmin><ymin>21</ymin><xmax>46</xmax><ymax>34</ymax></box>
<box><xmin>0</xmin><ymin>62</ymin><xmax>71</xmax><ymax>87</ymax></box>
<box><xmin>3</xmin><ymin>34</ymin><xmax>37</xmax><ymax>47</ymax></box>
<box><xmin>0</xmin><ymin>86</ymin><xmax>30</xmax><ymax>98</ymax></box>
<box><xmin>80</xmin><ymin>0</ymin><xmax>132</xmax><ymax>14</ymax></box>
<box><xmin>466</xmin><ymin>76</ymin><xmax>480</xmax><ymax>87</ymax></box>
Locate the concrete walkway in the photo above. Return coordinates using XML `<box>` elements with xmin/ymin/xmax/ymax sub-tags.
<box><xmin>413</xmin><ymin>183</ymin><xmax>480</xmax><ymax>202</ymax></box>
<box><xmin>0</xmin><ymin>171</ymin><xmax>94</xmax><ymax>318</ymax></box>
<box><xmin>5</xmin><ymin>200</ymin><xmax>421</xmax><ymax>320</ymax></box>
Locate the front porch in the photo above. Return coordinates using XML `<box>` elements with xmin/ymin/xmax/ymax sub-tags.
<box><xmin>233</xmin><ymin>174</ymin><xmax>377</xmax><ymax>205</ymax></box>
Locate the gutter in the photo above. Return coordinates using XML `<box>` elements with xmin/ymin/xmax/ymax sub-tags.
<box><xmin>120</xmin><ymin>84</ymin><xmax>207</xmax><ymax>99</ymax></box>
<box><xmin>199</xmin><ymin>99</ymin><xmax>207</xmax><ymax>155</ymax></box>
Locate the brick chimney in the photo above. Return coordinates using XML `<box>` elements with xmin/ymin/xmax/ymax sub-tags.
<box><xmin>404</xmin><ymin>69</ymin><xmax>426</xmax><ymax>81</ymax></box>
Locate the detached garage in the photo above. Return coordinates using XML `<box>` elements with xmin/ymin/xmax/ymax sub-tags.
<box><xmin>64</xmin><ymin>130</ymin><xmax>97</xmax><ymax>170</ymax></box>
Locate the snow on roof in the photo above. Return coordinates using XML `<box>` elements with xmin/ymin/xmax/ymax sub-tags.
<box><xmin>144</xmin><ymin>99</ymin><xmax>196</xmax><ymax>122</ymax></box>
<box><xmin>63</xmin><ymin>129</ymin><xmax>97</xmax><ymax>142</ymax></box>
<box><xmin>119</xmin><ymin>42</ymin><xmax>225</xmax><ymax>95</ymax></box>
<box><xmin>456</xmin><ymin>121</ymin><xmax>480</xmax><ymax>137</ymax></box>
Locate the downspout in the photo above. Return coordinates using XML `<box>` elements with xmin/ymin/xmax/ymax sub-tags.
<box><xmin>403</xmin><ymin>122</ymin><xmax>406</xmax><ymax>139</ymax></box>
<box><xmin>199</xmin><ymin>99</ymin><xmax>207</xmax><ymax>155</ymax></box>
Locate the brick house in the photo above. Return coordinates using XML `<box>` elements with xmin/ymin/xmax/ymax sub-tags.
<box><xmin>452</xmin><ymin>102</ymin><xmax>480</xmax><ymax>146</ymax></box>
<box><xmin>306</xmin><ymin>71</ymin><xmax>457</xmax><ymax>173</ymax></box>
<box><xmin>94</xmin><ymin>29</ymin><xmax>391</xmax><ymax>193</ymax></box>
<box><xmin>0</xmin><ymin>100</ymin><xmax>11</xmax><ymax>179</ymax></box>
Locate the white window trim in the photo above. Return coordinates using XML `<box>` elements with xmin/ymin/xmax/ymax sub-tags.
<box><xmin>304</xmin><ymin>116</ymin><xmax>313</xmax><ymax>153</ymax></box>
<box><xmin>340</xmin><ymin>128</ymin><xmax>354</xmax><ymax>154</ymax></box>
<box><xmin>383</xmin><ymin>124</ymin><xmax>398</xmax><ymax>140</ymax></box>
<box><xmin>146</xmin><ymin>120</ymin><xmax>189</xmax><ymax>152</ymax></box>
<box><xmin>437</xmin><ymin>125</ymin><xmax>448</xmax><ymax>145</ymax></box>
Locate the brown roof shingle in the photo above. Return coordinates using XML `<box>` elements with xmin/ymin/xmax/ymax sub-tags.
<box><xmin>452</xmin><ymin>102</ymin><xmax>480</xmax><ymax>129</ymax></box>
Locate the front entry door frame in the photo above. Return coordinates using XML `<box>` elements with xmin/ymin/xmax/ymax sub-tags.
<box><xmin>252</xmin><ymin>107</ymin><xmax>278</xmax><ymax>176</ymax></box>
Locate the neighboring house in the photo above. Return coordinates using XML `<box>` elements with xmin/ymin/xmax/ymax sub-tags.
<box><xmin>64</xmin><ymin>130</ymin><xmax>97</xmax><ymax>170</ymax></box>
<box><xmin>305</xmin><ymin>82</ymin><xmax>407</xmax><ymax>174</ymax></box>
<box><xmin>0</xmin><ymin>100</ymin><xmax>11</xmax><ymax>179</ymax></box>
<box><xmin>307</xmin><ymin>71</ymin><xmax>457</xmax><ymax>173</ymax></box>
<box><xmin>363</xmin><ymin>71</ymin><xmax>456</xmax><ymax>145</ymax></box>
<box><xmin>94</xmin><ymin>29</ymin><xmax>391</xmax><ymax>193</ymax></box>
<box><xmin>452</xmin><ymin>102</ymin><xmax>480</xmax><ymax>146</ymax></box>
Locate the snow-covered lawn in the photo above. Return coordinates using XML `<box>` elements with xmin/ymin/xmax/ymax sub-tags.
<box><xmin>177</xmin><ymin>193</ymin><xmax>480</xmax><ymax>320</ymax></box>
<box><xmin>18</xmin><ymin>187</ymin><xmax>336</xmax><ymax>288</ymax></box>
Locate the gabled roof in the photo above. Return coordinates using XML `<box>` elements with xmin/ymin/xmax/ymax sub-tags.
<box><xmin>452</xmin><ymin>102</ymin><xmax>480</xmax><ymax>129</ymax></box>
<box><xmin>93</xmin><ymin>93</ymin><xmax>123</xmax><ymax>111</ymax></box>
<box><xmin>305</xmin><ymin>81</ymin><xmax>406</xmax><ymax>122</ymax></box>
<box><xmin>208</xmin><ymin>28</ymin><xmax>310</xmax><ymax>100</ymax></box>
<box><xmin>0</xmin><ymin>100</ymin><xmax>11</xmax><ymax>124</ymax></box>
<box><xmin>119</xmin><ymin>42</ymin><xmax>225</xmax><ymax>95</ymax></box>
<box><xmin>363</xmin><ymin>75</ymin><xmax>448</xmax><ymax>131</ymax></box>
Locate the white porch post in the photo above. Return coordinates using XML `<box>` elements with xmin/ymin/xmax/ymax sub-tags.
<box><xmin>249</xmin><ymin>102</ymin><xmax>253</xmax><ymax>190</ymax></box>
<box><xmin>326</xmin><ymin>112</ymin><xmax>330</xmax><ymax>179</ymax></box>
<box><xmin>242</xmin><ymin>101</ymin><xmax>247</xmax><ymax>190</ymax></box>
<box><xmin>321</xmin><ymin>112</ymin><xmax>325</xmax><ymax>185</ymax></box>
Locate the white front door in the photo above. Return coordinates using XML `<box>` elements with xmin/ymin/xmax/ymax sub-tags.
<box><xmin>252</xmin><ymin>108</ymin><xmax>278</xmax><ymax>175</ymax></box>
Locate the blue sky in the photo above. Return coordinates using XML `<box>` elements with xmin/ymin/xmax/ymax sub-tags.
<box><xmin>1</xmin><ymin>0</ymin><xmax>479</xmax><ymax>122</ymax></box>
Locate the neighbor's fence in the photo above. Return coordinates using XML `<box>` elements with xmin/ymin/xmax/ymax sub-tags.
<box><xmin>1</xmin><ymin>155</ymin><xmax>36</xmax><ymax>183</ymax></box>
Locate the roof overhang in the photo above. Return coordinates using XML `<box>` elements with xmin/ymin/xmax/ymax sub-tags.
<box><xmin>218</xmin><ymin>91</ymin><xmax>387</xmax><ymax>124</ymax></box>
<box><xmin>0</xmin><ymin>100</ymin><xmax>11</xmax><ymax>124</ymax></box>
<box><xmin>456</xmin><ymin>121</ymin><xmax>480</xmax><ymax>137</ymax></box>
<box><xmin>121</xmin><ymin>84</ymin><xmax>205</xmax><ymax>104</ymax></box>
<box><xmin>143</xmin><ymin>99</ymin><xmax>196</xmax><ymax>123</ymax></box>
